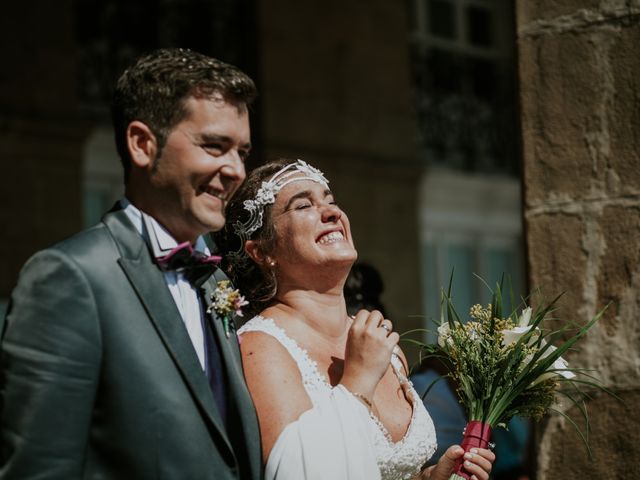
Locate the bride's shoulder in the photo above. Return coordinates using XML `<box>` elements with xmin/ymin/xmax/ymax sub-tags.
<box><xmin>238</xmin><ymin>314</ymin><xmax>298</xmax><ymax>371</ymax></box>
<box><xmin>238</xmin><ymin>314</ymin><xmax>313</xmax><ymax>435</ymax></box>
<box><xmin>239</xmin><ymin>308</ymin><xmax>287</xmax><ymax>337</ymax></box>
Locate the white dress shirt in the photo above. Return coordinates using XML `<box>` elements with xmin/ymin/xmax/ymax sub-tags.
<box><xmin>121</xmin><ymin>199</ymin><xmax>208</xmax><ymax>370</ymax></box>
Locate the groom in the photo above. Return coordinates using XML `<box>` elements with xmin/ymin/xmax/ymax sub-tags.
<box><xmin>0</xmin><ymin>48</ymin><xmax>261</xmax><ymax>479</ymax></box>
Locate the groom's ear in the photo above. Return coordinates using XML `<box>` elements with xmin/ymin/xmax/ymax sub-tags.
<box><xmin>127</xmin><ymin>121</ymin><xmax>158</xmax><ymax>170</ymax></box>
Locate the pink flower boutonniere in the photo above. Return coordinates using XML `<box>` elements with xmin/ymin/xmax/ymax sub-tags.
<box><xmin>207</xmin><ymin>280</ymin><xmax>249</xmax><ymax>338</ymax></box>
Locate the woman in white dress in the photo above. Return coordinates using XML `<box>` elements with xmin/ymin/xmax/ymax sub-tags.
<box><xmin>215</xmin><ymin>159</ymin><xmax>495</xmax><ymax>480</ymax></box>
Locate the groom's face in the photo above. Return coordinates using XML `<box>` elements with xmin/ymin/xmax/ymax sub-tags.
<box><xmin>148</xmin><ymin>95</ymin><xmax>250</xmax><ymax>243</ymax></box>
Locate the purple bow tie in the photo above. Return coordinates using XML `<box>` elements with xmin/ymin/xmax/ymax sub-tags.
<box><xmin>156</xmin><ymin>242</ymin><xmax>222</xmax><ymax>287</ymax></box>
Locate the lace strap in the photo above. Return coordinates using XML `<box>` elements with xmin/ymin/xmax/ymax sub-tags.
<box><xmin>237</xmin><ymin>316</ymin><xmax>330</xmax><ymax>396</ymax></box>
<box><xmin>390</xmin><ymin>351</ymin><xmax>408</xmax><ymax>380</ymax></box>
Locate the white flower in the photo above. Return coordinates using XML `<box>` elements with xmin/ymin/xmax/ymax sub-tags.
<box><xmin>528</xmin><ymin>341</ymin><xmax>576</xmax><ymax>384</ymax></box>
<box><xmin>518</xmin><ymin>307</ymin><xmax>532</xmax><ymax>327</ymax></box>
<box><xmin>437</xmin><ymin>322</ymin><xmax>452</xmax><ymax>348</ymax></box>
<box><xmin>501</xmin><ymin>325</ymin><xmax>533</xmax><ymax>347</ymax></box>
<box><xmin>501</xmin><ymin>307</ymin><xmax>534</xmax><ymax>347</ymax></box>
<box><xmin>536</xmin><ymin>343</ymin><xmax>576</xmax><ymax>381</ymax></box>
<box><xmin>551</xmin><ymin>356</ymin><xmax>576</xmax><ymax>379</ymax></box>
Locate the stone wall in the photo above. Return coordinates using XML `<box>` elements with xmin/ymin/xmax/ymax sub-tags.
<box><xmin>517</xmin><ymin>2</ymin><xmax>640</xmax><ymax>478</ymax></box>
<box><xmin>258</xmin><ymin>0</ymin><xmax>425</xmax><ymax>335</ymax></box>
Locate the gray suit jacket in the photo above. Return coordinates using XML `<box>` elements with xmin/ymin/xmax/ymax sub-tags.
<box><xmin>0</xmin><ymin>208</ymin><xmax>262</xmax><ymax>479</ymax></box>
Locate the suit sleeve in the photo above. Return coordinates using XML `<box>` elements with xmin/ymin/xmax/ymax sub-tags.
<box><xmin>0</xmin><ymin>249</ymin><xmax>102</xmax><ymax>479</ymax></box>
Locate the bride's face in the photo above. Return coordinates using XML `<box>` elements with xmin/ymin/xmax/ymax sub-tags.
<box><xmin>268</xmin><ymin>178</ymin><xmax>357</xmax><ymax>275</ymax></box>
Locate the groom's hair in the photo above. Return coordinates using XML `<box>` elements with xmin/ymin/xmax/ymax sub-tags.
<box><xmin>111</xmin><ymin>48</ymin><xmax>257</xmax><ymax>182</ymax></box>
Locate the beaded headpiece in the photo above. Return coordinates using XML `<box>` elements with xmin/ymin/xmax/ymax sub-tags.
<box><xmin>230</xmin><ymin>159</ymin><xmax>329</xmax><ymax>257</ymax></box>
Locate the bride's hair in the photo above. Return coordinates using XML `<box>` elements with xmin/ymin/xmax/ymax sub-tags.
<box><xmin>214</xmin><ymin>158</ymin><xmax>294</xmax><ymax>317</ymax></box>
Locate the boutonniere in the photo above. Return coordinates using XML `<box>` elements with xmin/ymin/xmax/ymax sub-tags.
<box><xmin>207</xmin><ymin>280</ymin><xmax>249</xmax><ymax>338</ymax></box>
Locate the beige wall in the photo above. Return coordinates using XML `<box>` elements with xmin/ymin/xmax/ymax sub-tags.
<box><xmin>517</xmin><ymin>1</ymin><xmax>640</xmax><ymax>477</ymax></box>
<box><xmin>258</xmin><ymin>1</ymin><xmax>425</xmax><ymax>338</ymax></box>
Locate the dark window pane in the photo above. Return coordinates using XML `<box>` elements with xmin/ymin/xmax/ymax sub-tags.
<box><xmin>412</xmin><ymin>47</ymin><xmax>519</xmax><ymax>175</ymax></box>
<box><xmin>426</xmin><ymin>49</ymin><xmax>464</xmax><ymax>95</ymax></box>
<box><xmin>471</xmin><ymin>58</ymin><xmax>498</xmax><ymax>102</ymax></box>
<box><xmin>429</xmin><ymin>0</ymin><xmax>456</xmax><ymax>39</ymax></box>
<box><xmin>467</xmin><ymin>5</ymin><xmax>493</xmax><ymax>47</ymax></box>
<box><xmin>74</xmin><ymin>0</ymin><xmax>258</xmax><ymax>112</ymax></box>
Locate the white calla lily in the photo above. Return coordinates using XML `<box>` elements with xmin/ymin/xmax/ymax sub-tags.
<box><xmin>532</xmin><ymin>341</ymin><xmax>576</xmax><ymax>383</ymax></box>
<box><xmin>501</xmin><ymin>325</ymin><xmax>533</xmax><ymax>347</ymax></box>
<box><xmin>500</xmin><ymin>307</ymin><xmax>535</xmax><ymax>347</ymax></box>
<box><xmin>518</xmin><ymin>306</ymin><xmax>532</xmax><ymax>327</ymax></box>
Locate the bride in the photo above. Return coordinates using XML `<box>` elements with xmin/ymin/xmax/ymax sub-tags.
<box><xmin>215</xmin><ymin>159</ymin><xmax>494</xmax><ymax>480</ymax></box>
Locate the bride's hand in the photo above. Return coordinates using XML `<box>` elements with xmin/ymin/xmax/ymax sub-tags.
<box><xmin>421</xmin><ymin>445</ymin><xmax>495</xmax><ymax>480</ymax></box>
<box><xmin>340</xmin><ymin>309</ymin><xmax>399</xmax><ymax>401</ymax></box>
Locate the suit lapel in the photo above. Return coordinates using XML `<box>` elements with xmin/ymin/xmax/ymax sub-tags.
<box><xmin>203</xmin><ymin>271</ymin><xmax>263</xmax><ymax>476</ymax></box>
<box><xmin>202</xmin><ymin>273</ymin><xmax>242</xmax><ymax>374</ymax></box>
<box><xmin>102</xmin><ymin>210</ymin><xmax>234</xmax><ymax>456</ymax></box>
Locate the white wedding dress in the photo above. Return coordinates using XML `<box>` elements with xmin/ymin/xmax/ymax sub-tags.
<box><xmin>238</xmin><ymin>316</ymin><xmax>438</xmax><ymax>480</ymax></box>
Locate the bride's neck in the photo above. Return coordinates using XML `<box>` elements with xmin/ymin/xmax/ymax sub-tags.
<box><xmin>273</xmin><ymin>288</ymin><xmax>349</xmax><ymax>338</ymax></box>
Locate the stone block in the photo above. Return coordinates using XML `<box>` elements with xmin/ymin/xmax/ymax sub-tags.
<box><xmin>608</xmin><ymin>23</ymin><xmax>640</xmax><ymax>195</ymax></box>
<box><xmin>517</xmin><ymin>0</ymin><xmax>629</xmax><ymax>25</ymax></box>
<box><xmin>525</xmin><ymin>213</ymin><xmax>587</xmax><ymax>322</ymax></box>
<box><xmin>518</xmin><ymin>33</ymin><xmax>603</xmax><ymax>206</ymax></box>
<box><xmin>517</xmin><ymin>0</ymin><xmax>600</xmax><ymax>25</ymax></box>
<box><xmin>596</xmin><ymin>206</ymin><xmax>640</xmax><ymax>333</ymax></box>
<box><xmin>538</xmin><ymin>389</ymin><xmax>640</xmax><ymax>480</ymax></box>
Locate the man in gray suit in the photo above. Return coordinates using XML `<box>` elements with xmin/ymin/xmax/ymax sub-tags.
<box><xmin>0</xmin><ymin>48</ymin><xmax>262</xmax><ymax>479</ymax></box>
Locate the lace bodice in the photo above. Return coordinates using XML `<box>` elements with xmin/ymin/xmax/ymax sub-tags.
<box><xmin>238</xmin><ymin>316</ymin><xmax>438</xmax><ymax>480</ymax></box>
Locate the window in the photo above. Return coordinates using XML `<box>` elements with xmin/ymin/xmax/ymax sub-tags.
<box><xmin>428</xmin><ymin>0</ymin><xmax>456</xmax><ymax>39</ymax></box>
<box><xmin>411</xmin><ymin>1</ymin><xmax>524</xmax><ymax>341</ymax></box>
<box><xmin>418</xmin><ymin>169</ymin><xmax>524</xmax><ymax>344</ymax></box>
<box><xmin>409</xmin><ymin>0</ymin><xmax>518</xmax><ymax>175</ymax></box>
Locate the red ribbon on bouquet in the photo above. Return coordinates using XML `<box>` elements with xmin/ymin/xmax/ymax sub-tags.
<box><xmin>451</xmin><ymin>421</ymin><xmax>492</xmax><ymax>480</ymax></box>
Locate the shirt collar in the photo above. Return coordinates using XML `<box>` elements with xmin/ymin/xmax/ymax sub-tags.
<box><xmin>120</xmin><ymin>198</ymin><xmax>210</xmax><ymax>257</ymax></box>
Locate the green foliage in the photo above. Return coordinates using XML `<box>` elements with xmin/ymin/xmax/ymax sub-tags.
<box><xmin>411</xmin><ymin>274</ymin><xmax>618</xmax><ymax>451</ymax></box>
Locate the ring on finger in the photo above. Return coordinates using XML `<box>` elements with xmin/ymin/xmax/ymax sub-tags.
<box><xmin>379</xmin><ymin>321</ymin><xmax>392</xmax><ymax>333</ymax></box>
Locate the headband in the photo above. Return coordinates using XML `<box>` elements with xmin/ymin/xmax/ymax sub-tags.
<box><xmin>230</xmin><ymin>159</ymin><xmax>329</xmax><ymax>258</ymax></box>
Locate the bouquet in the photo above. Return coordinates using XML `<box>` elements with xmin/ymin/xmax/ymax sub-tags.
<box><xmin>414</xmin><ymin>277</ymin><xmax>614</xmax><ymax>480</ymax></box>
